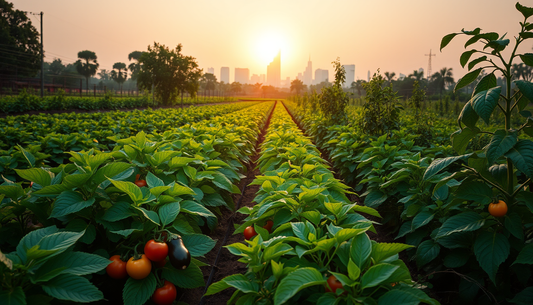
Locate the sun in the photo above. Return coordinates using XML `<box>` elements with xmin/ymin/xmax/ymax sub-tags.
<box><xmin>255</xmin><ymin>31</ymin><xmax>286</xmax><ymax>66</ymax></box>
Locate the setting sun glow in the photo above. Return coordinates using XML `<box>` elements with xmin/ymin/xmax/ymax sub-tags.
<box><xmin>254</xmin><ymin>31</ymin><xmax>287</xmax><ymax>66</ymax></box>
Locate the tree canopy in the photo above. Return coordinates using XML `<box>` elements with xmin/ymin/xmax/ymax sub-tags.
<box><xmin>0</xmin><ymin>0</ymin><xmax>41</xmax><ymax>77</ymax></box>
<box><xmin>137</xmin><ymin>42</ymin><xmax>202</xmax><ymax>105</ymax></box>
<box><xmin>75</xmin><ymin>50</ymin><xmax>99</xmax><ymax>93</ymax></box>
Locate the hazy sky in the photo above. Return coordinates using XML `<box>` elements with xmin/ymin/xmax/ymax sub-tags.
<box><xmin>12</xmin><ymin>0</ymin><xmax>532</xmax><ymax>83</ymax></box>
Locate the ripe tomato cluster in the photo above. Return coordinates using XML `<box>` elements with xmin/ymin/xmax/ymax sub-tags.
<box><xmin>106</xmin><ymin>237</ymin><xmax>189</xmax><ymax>305</ymax></box>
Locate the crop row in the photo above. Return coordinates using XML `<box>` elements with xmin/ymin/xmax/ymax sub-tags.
<box><xmin>0</xmin><ymin>101</ymin><xmax>275</xmax><ymax>304</ymax></box>
<box><xmin>0</xmin><ymin>90</ymin><xmax>236</xmax><ymax>114</ymax></box>
<box><xmin>0</xmin><ymin>102</ymin><xmax>258</xmax><ymax>181</ymax></box>
<box><xmin>286</xmin><ymin>100</ymin><xmax>533</xmax><ymax>303</ymax></box>
<box><xmin>205</xmin><ymin>102</ymin><xmax>439</xmax><ymax>304</ymax></box>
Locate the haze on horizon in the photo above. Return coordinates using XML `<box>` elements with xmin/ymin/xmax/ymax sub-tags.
<box><xmin>12</xmin><ymin>0</ymin><xmax>530</xmax><ymax>84</ymax></box>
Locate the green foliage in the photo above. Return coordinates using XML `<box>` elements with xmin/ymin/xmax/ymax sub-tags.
<box><xmin>360</xmin><ymin>70</ymin><xmax>403</xmax><ymax>136</ymax></box>
<box><xmin>318</xmin><ymin>58</ymin><xmax>349</xmax><ymax>122</ymax></box>
<box><xmin>137</xmin><ymin>42</ymin><xmax>202</xmax><ymax>105</ymax></box>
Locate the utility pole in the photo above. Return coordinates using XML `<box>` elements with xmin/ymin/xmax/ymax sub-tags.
<box><xmin>40</xmin><ymin>12</ymin><xmax>44</xmax><ymax>97</ymax></box>
<box><xmin>425</xmin><ymin>49</ymin><xmax>436</xmax><ymax>81</ymax></box>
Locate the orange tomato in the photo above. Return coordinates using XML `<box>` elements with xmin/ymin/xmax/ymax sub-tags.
<box><xmin>488</xmin><ymin>200</ymin><xmax>507</xmax><ymax>217</ymax></box>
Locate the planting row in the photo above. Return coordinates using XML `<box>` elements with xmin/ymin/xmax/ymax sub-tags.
<box><xmin>0</xmin><ymin>101</ymin><xmax>275</xmax><ymax>305</ymax></box>
<box><xmin>287</xmin><ymin>91</ymin><xmax>533</xmax><ymax>303</ymax></box>
<box><xmin>0</xmin><ymin>102</ymin><xmax>258</xmax><ymax>181</ymax></box>
<box><xmin>0</xmin><ymin>90</ymin><xmax>236</xmax><ymax>114</ymax></box>
<box><xmin>205</xmin><ymin>102</ymin><xmax>439</xmax><ymax>304</ymax></box>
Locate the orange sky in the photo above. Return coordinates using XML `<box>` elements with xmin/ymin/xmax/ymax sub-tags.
<box><xmin>12</xmin><ymin>0</ymin><xmax>532</xmax><ymax>83</ymax></box>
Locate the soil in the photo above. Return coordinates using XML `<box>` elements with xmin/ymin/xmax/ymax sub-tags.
<box><xmin>175</xmin><ymin>101</ymin><xmax>275</xmax><ymax>305</ymax></box>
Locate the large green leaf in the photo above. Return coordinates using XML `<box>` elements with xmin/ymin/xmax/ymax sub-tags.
<box><xmin>378</xmin><ymin>285</ymin><xmax>438</xmax><ymax>305</ymax></box>
<box><xmin>440</xmin><ymin>33</ymin><xmax>458</xmax><ymax>50</ymax></box>
<box><xmin>122</xmin><ymin>273</ymin><xmax>157</xmax><ymax>305</ymax></box>
<box><xmin>158</xmin><ymin>202</ymin><xmax>180</xmax><ymax>227</ymax></box>
<box><xmin>181</xmin><ymin>234</ymin><xmax>216</xmax><ymax>257</ymax></box>
<box><xmin>436</xmin><ymin>212</ymin><xmax>485</xmax><ymax>238</ymax></box>
<box><xmin>411</xmin><ymin>211</ymin><xmax>434</xmax><ymax>231</ymax></box>
<box><xmin>515</xmin><ymin>80</ymin><xmax>533</xmax><ymax>111</ymax></box>
<box><xmin>516</xmin><ymin>2</ymin><xmax>533</xmax><ymax>19</ymax></box>
<box><xmin>33</xmin><ymin>251</ymin><xmax>110</xmax><ymax>282</ymax></box>
<box><xmin>416</xmin><ymin>240</ymin><xmax>440</xmax><ymax>267</ymax></box>
<box><xmin>51</xmin><ymin>191</ymin><xmax>96</xmax><ymax>218</ymax></box>
<box><xmin>108</xmin><ymin>179</ymin><xmax>143</xmax><ymax>203</ymax></box>
<box><xmin>455</xmin><ymin>68</ymin><xmax>483</xmax><ymax>92</ymax></box>
<box><xmin>0</xmin><ymin>286</ymin><xmax>26</xmax><ymax>305</ymax></box>
<box><xmin>180</xmin><ymin>200</ymin><xmax>216</xmax><ymax>218</ymax></box>
<box><xmin>473</xmin><ymin>232</ymin><xmax>510</xmax><ymax>284</ymax></box>
<box><xmin>350</xmin><ymin>233</ymin><xmax>372</xmax><ymax>268</ymax></box>
<box><xmin>486</xmin><ymin>130</ymin><xmax>518</xmax><ymax>165</ymax></box>
<box><xmin>423</xmin><ymin>154</ymin><xmax>470</xmax><ymax>181</ymax></box>
<box><xmin>471</xmin><ymin>87</ymin><xmax>501</xmax><ymax>124</ymax></box>
<box><xmin>451</xmin><ymin>127</ymin><xmax>480</xmax><ymax>155</ymax></box>
<box><xmin>459</xmin><ymin>101</ymin><xmax>480</xmax><ymax>129</ymax></box>
<box><xmin>371</xmin><ymin>243</ymin><xmax>413</xmax><ymax>264</ymax></box>
<box><xmin>360</xmin><ymin>263</ymin><xmax>399</xmax><ymax>290</ymax></box>
<box><xmin>473</xmin><ymin>73</ymin><xmax>497</xmax><ymax>96</ymax></box>
<box><xmin>520</xmin><ymin>53</ymin><xmax>533</xmax><ymax>67</ymax></box>
<box><xmin>273</xmin><ymin>268</ymin><xmax>325</xmax><ymax>305</ymax></box>
<box><xmin>162</xmin><ymin>262</ymin><xmax>205</xmax><ymax>289</ymax></box>
<box><xmin>101</xmin><ymin>201</ymin><xmax>133</xmax><ymax>222</ymax></box>
<box><xmin>17</xmin><ymin>226</ymin><xmax>58</xmax><ymax>264</ymax></box>
<box><xmin>467</xmin><ymin>56</ymin><xmax>487</xmax><ymax>71</ymax></box>
<box><xmin>504</xmin><ymin>139</ymin><xmax>533</xmax><ymax>179</ymax></box>
<box><xmin>460</xmin><ymin>50</ymin><xmax>477</xmax><ymax>68</ymax></box>
<box><xmin>133</xmin><ymin>207</ymin><xmax>160</xmax><ymax>226</ymax></box>
<box><xmin>42</xmin><ymin>274</ymin><xmax>103</xmax><ymax>303</ymax></box>
<box><xmin>15</xmin><ymin>168</ymin><xmax>52</xmax><ymax>187</ymax></box>
<box><xmin>205</xmin><ymin>274</ymin><xmax>242</xmax><ymax>296</ymax></box>
<box><xmin>513</xmin><ymin>243</ymin><xmax>533</xmax><ymax>265</ymax></box>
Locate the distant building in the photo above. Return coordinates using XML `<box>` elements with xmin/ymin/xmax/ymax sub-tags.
<box><xmin>399</xmin><ymin>73</ymin><xmax>406</xmax><ymax>80</ymax></box>
<box><xmin>367</xmin><ymin>70</ymin><xmax>371</xmax><ymax>82</ymax></box>
<box><xmin>303</xmin><ymin>57</ymin><xmax>313</xmax><ymax>86</ymax></box>
<box><xmin>342</xmin><ymin>64</ymin><xmax>355</xmax><ymax>88</ymax></box>
<box><xmin>259</xmin><ymin>74</ymin><xmax>266</xmax><ymax>84</ymax></box>
<box><xmin>281</xmin><ymin>77</ymin><xmax>291</xmax><ymax>88</ymax></box>
<box><xmin>250</xmin><ymin>74</ymin><xmax>262</xmax><ymax>84</ymax></box>
<box><xmin>235</xmin><ymin>68</ymin><xmax>249</xmax><ymax>84</ymax></box>
<box><xmin>296</xmin><ymin>73</ymin><xmax>303</xmax><ymax>80</ymax></box>
<box><xmin>207</xmin><ymin>67</ymin><xmax>214</xmax><ymax>75</ymax></box>
<box><xmin>267</xmin><ymin>51</ymin><xmax>281</xmax><ymax>87</ymax></box>
<box><xmin>220</xmin><ymin>67</ymin><xmax>230</xmax><ymax>84</ymax></box>
<box><xmin>314</xmin><ymin>69</ymin><xmax>329</xmax><ymax>84</ymax></box>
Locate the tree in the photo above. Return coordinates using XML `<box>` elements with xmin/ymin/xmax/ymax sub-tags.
<box><xmin>230</xmin><ymin>82</ymin><xmax>242</xmax><ymax>95</ymax></box>
<box><xmin>408</xmin><ymin>70</ymin><xmax>424</xmax><ymax>81</ymax></box>
<box><xmin>290</xmin><ymin>79</ymin><xmax>306</xmax><ymax>96</ymax></box>
<box><xmin>431</xmin><ymin>67</ymin><xmax>454</xmax><ymax>95</ymax></box>
<box><xmin>75</xmin><ymin>50</ymin><xmax>99</xmax><ymax>95</ymax></box>
<box><xmin>137</xmin><ymin>42</ymin><xmax>202</xmax><ymax>105</ymax></box>
<box><xmin>128</xmin><ymin>51</ymin><xmax>143</xmax><ymax>81</ymax></box>
<box><xmin>110</xmin><ymin>62</ymin><xmax>127</xmax><ymax>94</ymax></box>
<box><xmin>355</xmin><ymin>79</ymin><xmax>366</xmax><ymax>97</ymax></box>
<box><xmin>384</xmin><ymin>71</ymin><xmax>396</xmax><ymax>85</ymax></box>
<box><xmin>48</xmin><ymin>58</ymin><xmax>65</xmax><ymax>75</ymax></box>
<box><xmin>318</xmin><ymin>58</ymin><xmax>349</xmax><ymax>122</ymax></box>
<box><xmin>98</xmin><ymin>69</ymin><xmax>110</xmax><ymax>82</ymax></box>
<box><xmin>202</xmin><ymin>73</ymin><xmax>217</xmax><ymax>97</ymax></box>
<box><xmin>512</xmin><ymin>62</ymin><xmax>533</xmax><ymax>81</ymax></box>
<box><xmin>0</xmin><ymin>0</ymin><xmax>41</xmax><ymax>77</ymax></box>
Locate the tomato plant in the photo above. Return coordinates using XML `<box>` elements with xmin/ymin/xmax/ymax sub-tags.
<box><xmin>325</xmin><ymin>275</ymin><xmax>343</xmax><ymax>293</ymax></box>
<box><xmin>106</xmin><ymin>255</ymin><xmax>128</xmax><ymax>279</ymax></box>
<box><xmin>243</xmin><ymin>226</ymin><xmax>257</xmax><ymax>240</ymax></box>
<box><xmin>152</xmin><ymin>280</ymin><xmax>177</xmax><ymax>305</ymax></box>
<box><xmin>488</xmin><ymin>200</ymin><xmax>508</xmax><ymax>217</ymax></box>
<box><xmin>126</xmin><ymin>254</ymin><xmax>152</xmax><ymax>280</ymax></box>
<box><xmin>144</xmin><ymin>239</ymin><xmax>168</xmax><ymax>262</ymax></box>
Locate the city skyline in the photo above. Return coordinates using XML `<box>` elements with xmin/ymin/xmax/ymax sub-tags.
<box><xmin>11</xmin><ymin>0</ymin><xmax>530</xmax><ymax>84</ymax></box>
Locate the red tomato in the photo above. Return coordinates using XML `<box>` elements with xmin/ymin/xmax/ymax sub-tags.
<box><xmin>263</xmin><ymin>220</ymin><xmax>274</xmax><ymax>233</ymax></box>
<box><xmin>152</xmin><ymin>280</ymin><xmax>177</xmax><ymax>305</ymax></box>
<box><xmin>106</xmin><ymin>255</ymin><xmax>128</xmax><ymax>279</ymax></box>
<box><xmin>135</xmin><ymin>179</ymin><xmax>147</xmax><ymax>187</ymax></box>
<box><xmin>325</xmin><ymin>275</ymin><xmax>343</xmax><ymax>293</ymax></box>
<box><xmin>144</xmin><ymin>240</ymin><xmax>168</xmax><ymax>262</ymax></box>
<box><xmin>126</xmin><ymin>254</ymin><xmax>152</xmax><ymax>279</ymax></box>
<box><xmin>244</xmin><ymin>226</ymin><xmax>257</xmax><ymax>240</ymax></box>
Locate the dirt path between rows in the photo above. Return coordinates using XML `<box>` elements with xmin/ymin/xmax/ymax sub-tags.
<box><xmin>175</xmin><ymin>102</ymin><xmax>276</xmax><ymax>305</ymax></box>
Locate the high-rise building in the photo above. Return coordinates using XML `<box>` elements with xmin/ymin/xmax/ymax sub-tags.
<box><xmin>207</xmin><ymin>67</ymin><xmax>215</xmax><ymax>75</ymax></box>
<box><xmin>260</xmin><ymin>74</ymin><xmax>266</xmax><ymax>83</ymax></box>
<box><xmin>250</xmin><ymin>74</ymin><xmax>261</xmax><ymax>84</ymax></box>
<box><xmin>314</xmin><ymin>69</ymin><xmax>329</xmax><ymax>84</ymax></box>
<box><xmin>235</xmin><ymin>68</ymin><xmax>249</xmax><ymax>84</ymax></box>
<box><xmin>367</xmin><ymin>70</ymin><xmax>371</xmax><ymax>82</ymax></box>
<box><xmin>281</xmin><ymin>77</ymin><xmax>291</xmax><ymax>88</ymax></box>
<box><xmin>297</xmin><ymin>73</ymin><xmax>303</xmax><ymax>80</ymax></box>
<box><xmin>303</xmin><ymin>57</ymin><xmax>313</xmax><ymax>86</ymax></box>
<box><xmin>267</xmin><ymin>51</ymin><xmax>281</xmax><ymax>87</ymax></box>
<box><xmin>220</xmin><ymin>67</ymin><xmax>230</xmax><ymax>84</ymax></box>
<box><xmin>342</xmin><ymin>64</ymin><xmax>355</xmax><ymax>88</ymax></box>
